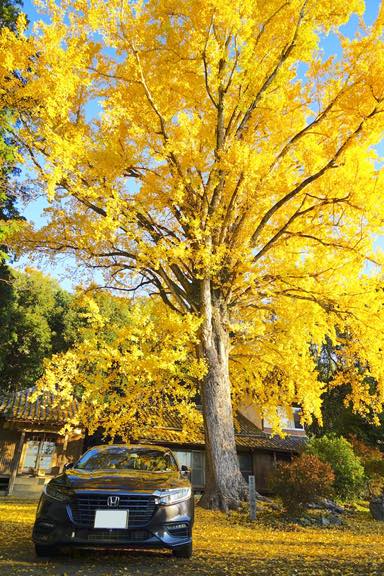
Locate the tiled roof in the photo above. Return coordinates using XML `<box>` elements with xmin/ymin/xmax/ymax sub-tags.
<box><xmin>0</xmin><ymin>387</ymin><xmax>306</xmax><ymax>453</ymax></box>
<box><xmin>0</xmin><ymin>387</ymin><xmax>78</xmax><ymax>424</ymax></box>
<box><xmin>141</xmin><ymin>412</ymin><xmax>306</xmax><ymax>453</ymax></box>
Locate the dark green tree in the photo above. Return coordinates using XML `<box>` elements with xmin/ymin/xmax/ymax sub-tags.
<box><xmin>310</xmin><ymin>335</ymin><xmax>384</xmax><ymax>449</ymax></box>
<box><xmin>0</xmin><ymin>0</ymin><xmax>26</xmax><ymax>255</ymax></box>
<box><xmin>62</xmin><ymin>288</ymin><xmax>134</xmax><ymax>346</ymax></box>
<box><xmin>0</xmin><ymin>270</ymin><xmax>137</xmax><ymax>395</ymax></box>
<box><xmin>0</xmin><ymin>268</ymin><xmax>72</xmax><ymax>393</ymax></box>
<box><xmin>0</xmin><ymin>0</ymin><xmax>23</xmax><ymax>31</ymax></box>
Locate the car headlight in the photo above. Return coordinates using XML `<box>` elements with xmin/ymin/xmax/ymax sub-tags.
<box><xmin>44</xmin><ymin>482</ymin><xmax>73</xmax><ymax>502</ymax></box>
<box><xmin>153</xmin><ymin>487</ymin><xmax>191</xmax><ymax>505</ymax></box>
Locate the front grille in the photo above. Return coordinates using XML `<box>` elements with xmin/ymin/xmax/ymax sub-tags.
<box><xmin>76</xmin><ymin>528</ymin><xmax>151</xmax><ymax>543</ymax></box>
<box><xmin>70</xmin><ymin>493</ymin><xmax>157</xmax><ymax>528</ymax></box>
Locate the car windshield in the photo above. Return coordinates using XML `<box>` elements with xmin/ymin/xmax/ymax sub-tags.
<box><xmin>75</xmin><ymin>447</ymin><xmax>178</xmax><ymax>472</ymax></box>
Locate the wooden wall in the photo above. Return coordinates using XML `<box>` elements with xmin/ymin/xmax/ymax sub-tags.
<box><xmin>0</xmin><ymin>428</ymin><xmax>19</xmax><ymax>475</ymax></box>
<box><xmin>0</xmin><ymin>426</ymin><xmax>84</xmax><ymax>477</ymax></box>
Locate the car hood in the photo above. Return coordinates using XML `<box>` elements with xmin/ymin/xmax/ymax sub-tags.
<box><xmin>52</xmin><ymin>469</ymin><xmax>188</xmax><ymax>492</ymax></box>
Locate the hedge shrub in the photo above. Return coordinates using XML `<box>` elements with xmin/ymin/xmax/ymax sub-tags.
<box><xmin>307</xmin><ymin>435</ymin><xmax>365</xmax><ymax>500</ymax></box>
<box><xmin>270</xmin><ymin>453</ymin><xmax>335</xmax><ymax>515</ymax></box>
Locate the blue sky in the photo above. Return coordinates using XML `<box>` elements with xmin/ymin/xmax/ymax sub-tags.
<box><xmin>15</xmin><ymin>0</ymin><xmax>383</xmax><ymax>291</ymax></box>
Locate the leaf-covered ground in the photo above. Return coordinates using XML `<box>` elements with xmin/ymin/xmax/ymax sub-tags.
<box><xmin>1</xmin><ymin>499</ymin><xmax>384</xmax><ymax>575</ymax></box>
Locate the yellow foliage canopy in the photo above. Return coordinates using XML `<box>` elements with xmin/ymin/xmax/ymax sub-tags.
<box><xmin>1</xmin><ymin>0</ymin><xmax>384</xmax><ymax>430</ymax></box>
<box><xmin>38</xmin><ymin>294</ymin><xmax>205</xmax><ymax>440</ymax></box>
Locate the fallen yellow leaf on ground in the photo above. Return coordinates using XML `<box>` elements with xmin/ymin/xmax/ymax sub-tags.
<box><xmin>1</xmin><ymin>499</ymin><xmax>384</xmax><ymax>575</ymax></box>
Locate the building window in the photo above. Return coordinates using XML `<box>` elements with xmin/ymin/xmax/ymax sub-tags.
<box><xmin>21</xmin><ymin>437</ymin><xmax>57</xmax><ymax>475</ymax></box>
<box><xmin>238</xmin><ymin>452</ymin><xmax>253</xmax><ymax>481</ymax></box>
<box><xmin>293</xmin><ymin>408</ymin><xmax>304</xmax><ymax>430</ymax></box>
<box><xmin>174</xmin><ymin>450</ymin><xmax>190</xmax><ymax>469</ymax></box>
<box><xmin>173</xmin><ymin>450</ymin><xmax>205</xmax><ymax>487</ymax></box>
<box><xmin>191</xmin><ymin>451</ymin><xmax>205</xmax><ymax>486</ymax></box>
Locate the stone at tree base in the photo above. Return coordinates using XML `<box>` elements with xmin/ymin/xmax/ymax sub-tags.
<box><xmin>369</xmin><ymin>495</ymin><xmax>384</xmax><ymax>521</ymax></box>
<box><xmin>318</xmin><ymin>514</ymin><xmax>343</xmax><ymax>527</ymax></box>
<box><xmin>326</xmin><ymin>514</ymin><xmax>343</xmax><ymax>526</ymax></box>
<box><xmin>321</xmin><ymin>516</ymin><xmax>330</xmax><ymax>527</ymax></box>
<box><xmin>295</xmin><ymin>514</ymin><xmax>343</xmax><ymax>527</ymax></box>
<box><xmin>297</xmin><ymin>517</ymin><xmax>311</xmax><ymax>526</ymax></box>
<box><xmin>307</xmin><ymin>498</ymin><xmax>345</xmax><ymax>514</ymax></box>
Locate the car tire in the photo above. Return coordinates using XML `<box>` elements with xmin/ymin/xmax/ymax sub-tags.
<box><xmin>172</xmin><ymin>542</ymin><xmax>192</xmax><ymax>559</ymax></box>
<box><xmin>34</xmin><ymin>544</ymin><xmax>57</xmax><ymax>557</ymax></box>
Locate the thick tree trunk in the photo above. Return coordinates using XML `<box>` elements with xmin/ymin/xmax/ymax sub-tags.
<box><xmin>198</xmin><ymin>279</ymin><xmax>248</xmax><ymax>511</ymax></box>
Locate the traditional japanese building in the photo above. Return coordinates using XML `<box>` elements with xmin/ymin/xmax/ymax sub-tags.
<box><xmin>133</xmin><ymin>403</ymin><xmax>307</xmax><ymax>492</ymax></box>
<box><xmin>0</xmin><ymin>388</ymin><xmax>83</xmax><ymax>496</ymax></box>
<box><xmin>0</xmin><ymin>387</ymin><xmax>306</xmax><ymax>496</ymax></box>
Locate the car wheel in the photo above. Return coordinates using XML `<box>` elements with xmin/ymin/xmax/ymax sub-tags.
<box><xmin>34</xmin><ymin>544</ymin><xmax>57</xmax><ymax>557</ymax></box>
<box><xmin>172</xmin><ymin>542</ymin><xmax>192</xmax><ymax>559</ymax></box>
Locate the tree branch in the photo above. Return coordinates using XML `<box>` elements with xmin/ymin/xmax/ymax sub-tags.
<box><xmin>235</xmin><ymin>1</ymin><xmax>306</xmax><ymax>139</ymax></box>
<box><xmin>251</xmin><ymin>106</ymin><xmax>378</xmax><ymax>245</ymax></box>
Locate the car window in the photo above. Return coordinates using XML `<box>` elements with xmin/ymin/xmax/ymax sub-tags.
<box><xmin>75</xmin><ymin>447</ymin><xmax>178</xmax><ymax>472</ymax></box>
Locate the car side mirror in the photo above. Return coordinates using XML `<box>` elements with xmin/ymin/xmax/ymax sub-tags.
<box><xmin>64</xmin><ymin>462</ymin><xmax>74</xmax><ymax>470</ymax></box>
<box><xmin>180</xmin><ymin>464</ymin><xmax>190</xmax><ymax>478</ymax></box>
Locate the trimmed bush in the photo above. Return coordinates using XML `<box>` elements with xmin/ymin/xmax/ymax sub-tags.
<box><xmin>307</xmin><ymin>435</ymin><xmax>365</xmax><ymax>500</ymax></box>
<box><xmin>270</xmin><ymin>453</ymin><xmax>335</xmax><ymax>515</ymax></box>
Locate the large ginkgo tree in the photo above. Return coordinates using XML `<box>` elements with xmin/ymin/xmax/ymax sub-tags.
<box><xmin>1</xmin><ymin>0</ymin><xmax>384</xmax><ymax>509</ymax></box>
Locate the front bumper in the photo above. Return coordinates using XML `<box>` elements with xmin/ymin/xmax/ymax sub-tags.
<box><xmin>32</xmin><ymin>493</ymin><xmax>193</xmax><ymax>550</ymax></box>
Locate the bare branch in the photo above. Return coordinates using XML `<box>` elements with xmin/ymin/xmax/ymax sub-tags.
<box><xmin>236</xmin><ymin>1</ymin><xmax>307</xmax><ymax>139</ymax></box>
<box><xmin>253</xmin><ymin>194</ymin><xmax>351</xmax><ymax>262</ymax></box>
<box><xmin>218</xmin><ymin>173</ymin><xmax>244</xmax><ymax>245</ymax></box>
<box><xmin>157</xmin><ymin>266</ymin><xmax>192</xmax><ymax>313</ymax></box>
<box><xmin>283</xmin><ymin>232</ymin><xmax>380</xmax><ymax>265</ymax></box>
<box><xmin>131</xmin><ymin>42</ymin><xmax>169</xmax><ymax>140</ymax></box>
<box><xmin>202</xmin><ymin>14</ymin><xmax>218</xmax><ymax>109</ymax></box>
<box><xmin>251</xmin><ymin>106</ymin><xmax>379</xmax><ymax>245</ymax></box>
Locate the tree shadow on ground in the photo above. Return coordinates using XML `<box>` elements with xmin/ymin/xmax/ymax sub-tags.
<box><xmin>1</xmin><ymin>535</ymin><xmax>384</xmax><ymax>576</ymax></box>
<box><xmin>2</xmin><ymin>502</ymin><xmax>384</xmax><ymax>576</ymax></box>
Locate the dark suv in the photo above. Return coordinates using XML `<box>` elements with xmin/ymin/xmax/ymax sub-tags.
<box><xmin>33</xmin><ymin>444</ymin><xmax>194</xmax><ymax>558</ymax></box>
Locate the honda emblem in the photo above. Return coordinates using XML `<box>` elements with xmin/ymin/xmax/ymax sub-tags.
<box><xmin>107</xmin><ymin>496</ymin><xmax>120</xmax><ymax>507</ymax></box>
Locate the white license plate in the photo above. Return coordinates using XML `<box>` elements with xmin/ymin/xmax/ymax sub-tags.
<box><xmin>94</xmin><ymin>510</ymin><xmax>129</xmax><ymax>529</ymax></box>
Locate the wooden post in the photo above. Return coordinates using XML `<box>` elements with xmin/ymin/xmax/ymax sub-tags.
<box><xmin>34</xmin><ymin>437</ymin><xmax>44</xmax><ymax>474</ymax></box>
<box><xmin>59</xmin><ymin>433</ymin><xmax>69</xmax><ymax>474</ymax></box>
<box><xmin>249</xmin><ymin>474</ymin><xmax>257</xmax><ymax>521</ymax></box>
<box><xmin>7</xmin><ymin>431</ymin><xmax>25</xmax><ymax>496</ymax></box>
